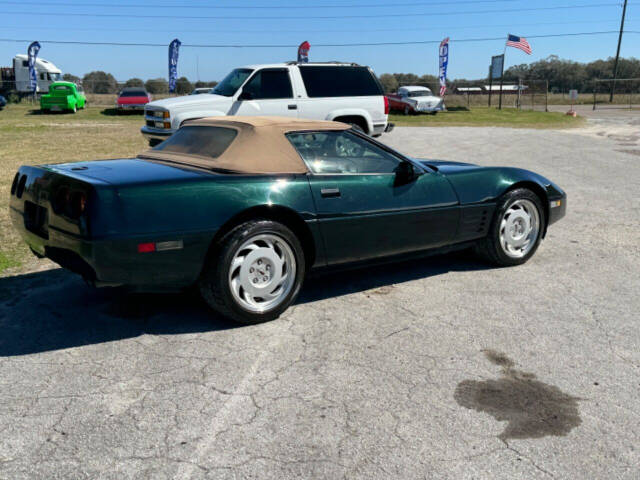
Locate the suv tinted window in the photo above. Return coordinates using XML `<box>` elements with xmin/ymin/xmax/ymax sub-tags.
<box><xmin>242</xmin><ymin>69</ymin><xmax>293</xmax><ymax>99</ymax></box>
<box><xmin>288</xmin><ymin>131</ymin><xmax>401</xmax><ymax>174</ymax></box>
<box><xmin>299</xmin><ymin>66</ymin><xmax>383</xmax><ymax>97</ymax></box>
<box><xmin>152</xmin><ymin>126</ymin><xmax>237</xmax><ymax>158</ymax></box>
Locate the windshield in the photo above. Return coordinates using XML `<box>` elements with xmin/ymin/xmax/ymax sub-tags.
<box><xmin>120</xmin><ymin>90</ymin><xmax>147</xmax><ymax>97</ymax></box>
<box><xmin>49</xmin><ymin>73</ymin><xmax>62</xmax><ymax>81</ymax></box>
<box><xmin>212</xmin><ymin>68</ymin><xmax>253</xmax><ymax>97</ymax></box>
<box><xmin>408</xmin><ymin>90</ymin><xmax>432</xmax><ymax>97</ymax></box>
<box><xmin>51</xmin><ymin>85</ymin><xmax>71</xmax><ymax>95</ymax></box>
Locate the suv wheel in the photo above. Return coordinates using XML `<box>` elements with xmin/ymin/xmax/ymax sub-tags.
<box><xmin>199</xmin><ymin>220</ymin><xmax>306</xmax><ymax>324</ymax></box>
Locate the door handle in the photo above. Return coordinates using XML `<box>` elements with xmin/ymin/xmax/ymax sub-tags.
<box><xmin>288</xmin><ymin>104</ymin><xmax>297</xmax><ymax>110</ymax></box>
<box><xmin>320</xmin><ymin>188</ymin><xmax>341</xmax><ymax>198</ymax></box>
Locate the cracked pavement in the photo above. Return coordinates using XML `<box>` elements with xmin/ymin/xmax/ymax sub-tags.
<box><xmin>1</xmin><ymin>112</ymin><xmax>639</xmax><ymax>479</ymax></box>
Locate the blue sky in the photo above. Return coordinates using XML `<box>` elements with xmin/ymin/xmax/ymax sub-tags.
<box><xmin>0</xmin><ymin>0</ymin><xmax>638</xmax><ymax>82</ymax></box>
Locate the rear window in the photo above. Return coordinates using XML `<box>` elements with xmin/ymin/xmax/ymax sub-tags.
<box><xmin>299</xmin><ymin>66</ymin><xmax>383</xmax><ymax>98</ymax></box>
<box><xmin>120</xmin><ymin>90</ymin><xmax>147</xmax><ymax>97</ymax></box>
<box><xmin>152</xmin><ymin>126</ymin><xmax>237</xmax><ymax>158</ymax></box>
<box><xmin>51</xmin><ymin>85</ymin><xmax>71</xmax><ymax>94</ymax></box>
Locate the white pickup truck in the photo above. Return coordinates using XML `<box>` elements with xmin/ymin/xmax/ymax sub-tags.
<box><xmin>141</xmin><ymin>62</ymin><xmax>392</xmax><ymax>146</ymax></box>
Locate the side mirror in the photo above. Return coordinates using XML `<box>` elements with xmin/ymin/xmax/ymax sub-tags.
<box><xmin>394</xmin><ymin>161</ymin><xmax>420</xmax><ymax>186</ymax></box>
<box><xmin>238</xmin><ymin>90</ymin><xmax>253</xmax><ymax>101</ymax></box>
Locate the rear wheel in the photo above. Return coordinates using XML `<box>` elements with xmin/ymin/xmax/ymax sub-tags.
<box><xmin>475</xmin><ymin>188</ymin><xmax>545</xmax><ymax>266</ymax></box>
<box><xmin>199</xmin><ymin>220</ymin><xmax>305</xmax><ymax>324</ymax></box>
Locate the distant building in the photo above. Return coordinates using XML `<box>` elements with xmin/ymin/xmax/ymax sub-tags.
<box><xmin>483</xmin><ymin>84</ymin><xmax>528</xmax><ymax>93</ymax></box>
<box><xmin>455</xmin><ymin>87</ymin><xmax>484</xmax><ymax>94</ymax></box>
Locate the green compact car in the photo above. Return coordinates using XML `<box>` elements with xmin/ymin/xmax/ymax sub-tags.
<box><xmin>10</xmin><ymin>116</ymin><xmax>566</xmax><ymax>324</ymax></box>
<box><xmin>40</xmin><ymin>81</ymin><xmax>86</xmax><ymax>113</ymax></box>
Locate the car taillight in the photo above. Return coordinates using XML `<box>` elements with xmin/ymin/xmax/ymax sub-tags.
<box><xmin>384</xmin><ymin>96</ymin><xmax>390</xmax><ymax>115</ymax></box>
<box><xmin>53</xmin><ymin>187</ymin><xmax>88</xmax><ymax>219</ymax></box>
<box><xmin>10</xmin><ymin>172</ymin><xmax>19</xmax><ymax>195</ymax></box>
<box><xmin>70</xmin><ymin>191</ymin><xmax>87</xmax><ymax>218</ymax></box>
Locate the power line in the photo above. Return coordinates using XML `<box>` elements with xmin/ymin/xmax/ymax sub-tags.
<box><xmin>0</xmin><ymin>18</ymin><xmax>634</xmax><ymax>35</ymax></box>
<box><xmin>0</xmin><ymin>31</ymin><xmax>636</xmax><ymax>48</ymax></box>
<box><xmin>0</xmin><ymin>0</ymin><xmax>531</xmax><ymax>8</ymax></box>
<box><xmin>1</xmin><ymin>18</ymin><xmax>635</xmax><ymax>35</ymax></box>
<box><xmin>0</xmin><ymin>3</ymin><xmax>623</xmax><ymax>20</ymax></box>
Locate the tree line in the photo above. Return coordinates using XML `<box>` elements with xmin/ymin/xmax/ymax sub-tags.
<box><xmin>66</xmin><ymin>56</ymin><xmax>640</xmax><ymax>96</ymax></box>
<box><xmin>63</xmin><ymin>71</ymin><xmax>217</xmax><ymax>94</ymax></box>
<box><xmin>379</xmin><ymin>56</ymin><xmax>640</xmax><ymax>94</ymax></box>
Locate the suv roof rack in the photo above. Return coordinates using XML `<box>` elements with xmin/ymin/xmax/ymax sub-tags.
<box><xmin>285</xmin><ymin>61</ymin><xmax>361</xmax><ymax>66</ymax></box>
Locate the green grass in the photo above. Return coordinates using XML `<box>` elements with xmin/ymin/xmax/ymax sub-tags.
<box><xmin>390</xmin><ymin>107</ymin><xmax>585</xmax><ymax>129</ymax></box>
<box><xmin>0</xmin><ymin>250</ymin><xmax>19</xmax><ymax>272</ymax></box>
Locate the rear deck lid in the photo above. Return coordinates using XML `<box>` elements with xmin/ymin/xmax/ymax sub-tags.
<box><xmin>45</xmin><ymin>158</ymin><xmax>210</xmax><ymax>186</ymax></box>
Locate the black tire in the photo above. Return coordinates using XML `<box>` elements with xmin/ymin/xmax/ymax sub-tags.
<box><xmin>403</xmin><ymin>105</ymin><xmax>411</xmax><ymax>116</ymax></box>
<box><xmin>474</xmin><ymin>188</ymin><xmax>545</xmax><ymax>267</ymax></box>
<box><xmin>148</xmin><ymin>138</ymin><xmax>163</xmax><ymax>147</ymax></box>
<box><xmin>198</xmin><ymin>220</ymin><xmax>306</xmax><ymax>324</ymax></box>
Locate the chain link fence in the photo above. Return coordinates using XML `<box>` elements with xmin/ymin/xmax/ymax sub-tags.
<box><xmin>591</xmin><ymin>78</ymin><xmax>640</xmax><ymax>110</ymax></box>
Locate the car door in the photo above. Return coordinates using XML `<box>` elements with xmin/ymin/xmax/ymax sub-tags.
<box><xmin>233</xmin><ymin>68</ymin><xmax>298</xmax><ymax>117</ymax></box>
<box><xmin>288</xmin><ymin>130</ymin><xmax>460</xmax><ymax>265</ymax></box>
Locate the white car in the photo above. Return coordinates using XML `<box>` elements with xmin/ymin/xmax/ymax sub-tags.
<box><xmin>141</xmin><ymin>62</ymin><xmax>392</xmax><ymax>145</ymax></box>
<box><xmin>387</xmin><ymin>86</ymin><xmax>445</xmax><ymax>115</ymax></box>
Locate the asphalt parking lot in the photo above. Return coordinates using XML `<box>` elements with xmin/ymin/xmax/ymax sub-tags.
<box><xmin>1</xmin><ymin>111</ymin><xmax>639</xmax><ymax>479</ymax></box>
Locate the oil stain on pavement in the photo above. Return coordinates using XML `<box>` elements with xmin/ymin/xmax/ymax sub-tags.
<box><xmin>454</xmin><ymin>350</ymin><xmax>582</xmax><ymax>440</ymax></box>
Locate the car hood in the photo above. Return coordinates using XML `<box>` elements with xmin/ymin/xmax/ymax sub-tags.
<box><xmin>147</xmin><ymin>94</ymin><xmax>230</xmax><ymax>110</ymax></box>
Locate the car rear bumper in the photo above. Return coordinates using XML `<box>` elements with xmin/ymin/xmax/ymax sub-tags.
<box><xmin>118</xmin><ymin>103</ymin><xmax>147</xmax><ymax>110</ymax></box>
<box><xmin>10</xmin><ymin>206</ymin><xmax>212</xmax><ymax>291</ymax></box>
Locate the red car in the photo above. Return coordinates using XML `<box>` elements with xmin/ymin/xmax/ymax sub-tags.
<box><xmin>116</xmin><ymin>87</ymin><xmax>152</xmax><ymax>113</ymax></box>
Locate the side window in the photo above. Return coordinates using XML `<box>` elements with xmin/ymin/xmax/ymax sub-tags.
<box><xmin>242</xmin><ymin>69</ymin><xmax>293</xmax><ymax>100</ymax></box>
<box><xmin>299</xmin><ymin>66</ymin><xmax>383</xmax><ymax>97</ymax></box>
<box><xmin>288</xmin><ymin>131</ymin><xmax>402</xmax><ymax>174</ymax></box>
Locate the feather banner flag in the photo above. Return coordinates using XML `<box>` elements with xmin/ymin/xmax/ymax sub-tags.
<box><xmin>168</xmin><ymin>38</ymin><xmax>181</xmax><ymax>93</ymax></box>
<box><xmin>297</xmin><ymin>41</ymin><xmax>310</xmax><ymax>63</ymax></box>
<box><xmin>27</xmin><ymin>41</ymin><xmax>41</xmax><ymax>94</ymax></box>
<box><xmin>438</xmin><ymin>37</ymin><xmax>449</xmax><ymax>97</ymax></box>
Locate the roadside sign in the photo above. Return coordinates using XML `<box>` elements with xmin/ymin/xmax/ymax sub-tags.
<box><xmin>491</xmin><ymin>55</ymin><xmax>504</xmax><ymax>79</ymax></box>
<box><xmin>567</xmin><ymin>89</ymin><xmax>578</xmax><ymax>116</ymax></box>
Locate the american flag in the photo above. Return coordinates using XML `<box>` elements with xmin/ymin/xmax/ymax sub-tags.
<box><xmin>506</xmin><ymin>34</ymin><xmax>532</xmax><ymax>55</ymax></box>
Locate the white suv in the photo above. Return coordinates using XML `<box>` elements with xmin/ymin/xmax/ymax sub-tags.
<box><xmin>141</xmin><ymin>62</ymin><xmax>393</xmax><ymax>146</ymax></box>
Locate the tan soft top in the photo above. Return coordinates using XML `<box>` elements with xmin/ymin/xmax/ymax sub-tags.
<box><xmin>139</xmin><ymin>116</ymin><xmax>350</xmax><ymax>174</ymax></box>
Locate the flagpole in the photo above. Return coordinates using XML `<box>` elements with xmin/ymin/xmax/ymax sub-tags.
<box><xmin>498</xmin><ymin>35</ymin><xmax>508</xmax><ymax>110</ymax></box>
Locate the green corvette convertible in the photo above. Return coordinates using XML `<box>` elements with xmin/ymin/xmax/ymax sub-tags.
<box><xmin>10</xmin><ymin>116</ymin><xmax>566</xmax><ymax>324</ymax></box>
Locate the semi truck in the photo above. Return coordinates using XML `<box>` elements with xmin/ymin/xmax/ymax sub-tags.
<box><xmin>0</xmin><ymin>54</ymin><xmax>63</xmax><ymax>96</ymax></box>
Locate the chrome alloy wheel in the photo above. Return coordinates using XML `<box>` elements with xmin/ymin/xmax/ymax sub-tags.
<box><xmin>499</xmin><ymin>199</ymin><xmax>540</xmax><ymax>258</ymax></box>
<box><xmin>228</xmin><ymin>233</ymin><xmax>296</xmax><ymax>313</ymax></box>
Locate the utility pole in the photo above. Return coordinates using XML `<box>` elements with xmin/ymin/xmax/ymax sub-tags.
<box><xmin>610</xmin><ymin>0</ymin><xmax>628</xmax><ymax>102</ymax></box>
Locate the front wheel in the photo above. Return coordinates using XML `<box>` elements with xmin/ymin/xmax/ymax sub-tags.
<box><xmin>199</xmin><ymin>220</ymin><xmax>305</xmax><ymax>324</ymax></box>
<box><xmin>474</xmin><ymin>188</ymin><xmax>545</xmax><ymax>266</ymax></box>
<box><xmin>403</xmin><ymin>105</ymin><xmax>411</xmax><ymax>116</ymax></box>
